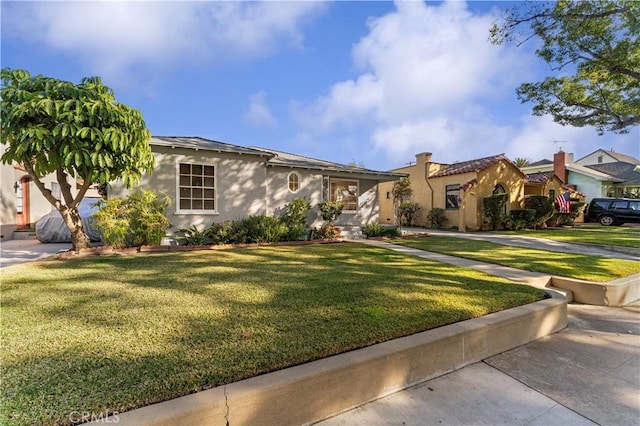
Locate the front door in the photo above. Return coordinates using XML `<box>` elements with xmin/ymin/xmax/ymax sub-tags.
<box><xmin>16</xmin><ymin>176</ymin><xmax>30</xmax><ymax>228</ymax></box>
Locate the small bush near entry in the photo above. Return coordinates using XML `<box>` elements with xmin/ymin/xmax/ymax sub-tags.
<box><xmin>427</xmin><ymin>208</ymin><xmax>447</xmax><ymax>229</ymax></box>
<box><xmin>279</xmin><ymin>198</ymin><xmax>312</xmax><ymax>241</ymax></box>
<box><xmin>361</xmin><ymin>223</ymin><xmax>401</xmax><ymax>238</ymax></box>
<box><xmin>483</xmin><ymin>194</ymin><xmax>508</xmax><ymax>230</ymax></box>
<box><xmin>93</xmin><ymin>191</ymin><xmax>171</xmax><ymax>248</ymax></box>
<box><xmin>313</xmin><ymin>223</ymin><xmax>341</xmax><ymax>239</ymax></box>
<box><xmin>553</xmin><ymin>201</ymin><xmax>586</xmax><ymax>226</ymax></box>
<box><xmin>523</xmin><ymin>195</ymin><xmax>555</xmax><ymax>229</ymax></box>
<box><xmin>397</xmin><ymin>202</ymin><xmax>421</xmax><ymax>226</ymax></box>
<box><xmin>318</xmin><ymin>201</ymin><xmax>343</xmax><ymax>223</ymax></box>
<box><xmin>507</xmin><ymin>209</ymin><xmax>536</xmax><ymax>230</ymax></box>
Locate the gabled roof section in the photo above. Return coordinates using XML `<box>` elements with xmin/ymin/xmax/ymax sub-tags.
<box><xmin>576</xmin><ymin>149</ymin><xmax>640</xmax><ymax>165</ymax></box>
<box><xmin>250</xmin><ymin>146</ymin><xmax>406</xmax><ymax>179</ymax></box>
<box><xmin>525</xmin><ymin>171</ymin><xmax>557</xmax><ymax>184</ymax></box>
<box><xmin>587</xmin><ymin>163</ymin><xmax>640</xmax><ymax>184</ymax></box>
<box><xmin>565</xmin><ymin>163</ymin><xmax>622</xmax><ymax>182</ymax></box>
<box><xmin>430</xmin><ymin>154</ymin><xmax>521</xmax><ymax>178</ymax></box>
<box><xmin>150</xmin><ymin>136</ymin><xmax>274</xmax><ymax>158</ymax></box>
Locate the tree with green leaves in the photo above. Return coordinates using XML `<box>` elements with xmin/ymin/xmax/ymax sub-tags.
<box><xmin>1</xmin><ymin>68</ymin><xmax>154</xmax><ymax>250</ymax></box>
<box><xmin>490</xmin><ymin>0</ymin><xmax>639</xmax><ymax>134</ymax></box>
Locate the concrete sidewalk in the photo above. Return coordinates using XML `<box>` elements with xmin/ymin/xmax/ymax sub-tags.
<box><xmin>318</xmin><ymin>304</ymin><xmax>640</xmax><ymax>426</ymax></box>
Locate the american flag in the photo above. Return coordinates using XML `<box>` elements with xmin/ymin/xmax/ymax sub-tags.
<box><xmin>555</xmin><ymin>191</ymin><xmax>571</xmax><ymax>213</ymax></box>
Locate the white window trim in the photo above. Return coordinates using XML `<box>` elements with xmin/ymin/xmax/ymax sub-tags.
<box><xmin>330</xmin><ymin>178</ymin><xmax>359</xmax><ymax>213</ymax></box>
<box><xmin>174</xmin><ymin>160</ymin><xmax>219</xmax><ymax>215</ymax></box>
<box><xmin>288</xmin><ymin>171</ymin><xmax>301</xmax><ymax>193</ymax></box>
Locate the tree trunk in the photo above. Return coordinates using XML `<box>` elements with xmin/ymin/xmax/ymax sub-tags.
<box><xmin>60</xmin><ymin>206</ymin><xmax>91</xmax><ymax>251</ymax></box>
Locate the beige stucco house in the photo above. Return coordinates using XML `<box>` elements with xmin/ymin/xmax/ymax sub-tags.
<box><xmin>109</xmin><ymin>137</ymin><xmax>405</xmax><ymax>239</ymax></box>
<box><xmin>379</xmin><ymin>152</ymin><xmax>565</xmax><ymax>231</ymax></box>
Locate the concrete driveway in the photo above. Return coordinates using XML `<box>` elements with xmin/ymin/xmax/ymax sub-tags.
<box><xmin>318</xmin><ymin>304</ymin><xmax>640</xmax><ymax>425</ymax></box>
<box><xmin>0</xmin><ymin>239</ymin><xmax>71</xmax><ymax>268</ymax></box>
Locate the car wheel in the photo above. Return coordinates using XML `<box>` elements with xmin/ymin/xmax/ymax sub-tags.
<box><xmin>599</xmin><ymin>215</ymin><xmax>616</xmax><ymax>226</ymax></box>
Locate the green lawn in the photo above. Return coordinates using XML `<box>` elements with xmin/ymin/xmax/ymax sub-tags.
<box><xmin>392</xmin><ymin>236</ymin><xmax>640</xmax><ymax>282</ymax></box>
<box><xmin>0</xmin><ymin>243</ymin><xmax>543</xmax><ymax>426</ymax></box>
<box><xmin>497</xmin><ymin>227</ymin><xmax>640</xmax><ymax>248</ymax></box>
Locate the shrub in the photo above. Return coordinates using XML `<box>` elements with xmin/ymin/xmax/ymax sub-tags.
<box><xmin>361</xmin><ymin>223</ymin><xmax>401</xmax><ymax>238</ymax></box>
<box><xmin>523</xmin><ymin>195</ymin><xmax>555</xmax><ymax>229</ymax></box>
<box><xmin>176</xmin><ymin>225</ymin><xmax>211</xmax><ymax>246</ymax></box>
<box><xmin>507</xmin><ymin>209</ymin><xmax>536</xmax><ymax>230</ymax></box>
<box><xmin>313</xmin><ymin>223</ymin><xmax>341</xmax><ymax>239</ymax></box>
<box><xmin>483</xmin><ymin>194</ymin><xmax>508</xmax><ymax>230</ymax></box>
<box><xmin>318</xmin><ymin>201</ymin><xmax>343</xmax><ymax>223</ymax></box>
<box><xmin>426</xmin><ymin>208</ymin><xmax>447</xmax><ymax>229</ymax></box>
<box><xmin>206</xmin><ymin>222</ymin><xmax>233</xmax><ymax>245</ymax></box>
<box><xmin>229</xmin><ymin>216</ymin><xmax>288</xmax><ymax>244</ymax></box>
<box><xmin>127</xmin><ymin>191</ymin><xmax>172</xmax><ymax>246</ymax></box>
<box><xmin>280</xmin><ymin>198</ymin><xmax>312</xmax><ymax>240</ymax></box>
<box><xmin>91</xmin><ymin>198</ymin><xmax>129</xmax><ymax>248</ymax></box>
<box><xmin>398</xmin><ymin>202</ymin><xmax>421</xmax><ymax>226</ymax></box>
<box><xmin>553</xmin><ymin>201</ymin><xmax>586</xmax><ymax>226</ymax></box>
<box><xmin>93</xmin><ymin>190</ymin><xmax>171</xmax><ymax>248</ymax></box>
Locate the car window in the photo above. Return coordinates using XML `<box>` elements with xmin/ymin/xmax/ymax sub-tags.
<box><xmin>630</xmin><ymin>201</ymin><xmax>640</xmax><ymax>211</ymax></box>
<box><xmin>591</xmin><ymin>200</ymin><xmax>609</xmax><ymax>209</ymax></box>
<box><xmin>611</xmin><ymin>201</ymin><xmax>629</xmax><ymax>209</ymax></box>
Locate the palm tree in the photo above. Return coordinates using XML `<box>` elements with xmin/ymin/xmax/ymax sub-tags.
<box><xmin>513</xmin><ymin>157</ymin><xmax>530</xmax><ymax>168</ymax></box>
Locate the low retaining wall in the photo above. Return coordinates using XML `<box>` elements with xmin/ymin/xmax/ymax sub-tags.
<box><xmin>103</xmin><ymin>294</ymin><xmax>567</xmax><ymax>426</ymax></box>
<box><xmin>551</xmin><ymin>274</ymin><xmax>640</xmax><ymax>306</ymax></box>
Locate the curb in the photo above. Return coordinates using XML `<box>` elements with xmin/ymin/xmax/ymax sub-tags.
<box><xmin>102</xmin><ymin>294</ymin><xmax>567</xmax><ymax>426</ymax></box>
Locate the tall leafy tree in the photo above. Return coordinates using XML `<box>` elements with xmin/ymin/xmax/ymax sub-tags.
<box><xmin>490</xmin><ymin>0</ymin><xmax>639</xmax><ymax>134</ymax></box>
<box><xmin>1</xmin><ymin>68</ymin><xmax>154</xmax><ymax>250</ymax></box>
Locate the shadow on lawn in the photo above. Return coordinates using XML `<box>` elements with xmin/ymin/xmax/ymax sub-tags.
<box><xmin>1</xmin><ymin>243</ymin><xmax>544</xmax><ymax>425</ymax></box>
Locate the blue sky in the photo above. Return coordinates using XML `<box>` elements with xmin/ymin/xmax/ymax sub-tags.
<box><xmin>2</xmin><ymin>0</ymin><xmax>638</xmax><ymax>171</ymax></box>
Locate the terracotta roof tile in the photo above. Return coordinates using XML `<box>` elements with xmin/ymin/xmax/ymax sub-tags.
<box><xmin>430</xmin><ymin>154</ymin><xmax>509</xmax><ymax>178</ymax></box>
<box><xmin>525</xmin><ymin>171</ymin><xmax>556</xmax><ymax>183</ymax></box>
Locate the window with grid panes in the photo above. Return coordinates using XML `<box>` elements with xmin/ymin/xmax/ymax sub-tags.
<box><xmin>178</xmin><ymin>163</ymin><xmax>215</xmax><ymax>211</ymax></box>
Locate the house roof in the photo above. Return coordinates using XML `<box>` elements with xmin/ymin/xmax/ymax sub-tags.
<box><xmin>150</xmin><ymin>136</ymin><xmax>274</xmax><ymax>158</ymax></box>
<box><xmin>525</xmin><ymin>171</ymin><xmax>557</xmax><ymax>184</ymax></box>
<box><xmin>586</xmin><ymin>162</ymin><xmax>640</xmax><ymax>184</ymax></box>
<box><xmin>527</xmin><ymin>159</ymin><xmax>553</xmax><ymax>167</ymax></box>
<box><xmin>150</xmin><ymin>136</ymin><xmax>405</xmax><ymax>180</ymax></box>
<box><xmin>251</xmin><ymin>147</ymin><xmax>406</xmax><ymax>180</ymax></box>
<box><xmin>565</xmin><ymin>163</ymin><xmax>622</xmax><ymax>182</ymax></box>
<box><xmin>576</xmin><ymin>149</ymin><xmax>640</xmax><ymax>165</ymax></box>
<box><xmin>430</xmin><ymin>154</ymin><xmax>522</xmax><ymax>178</ymax></box>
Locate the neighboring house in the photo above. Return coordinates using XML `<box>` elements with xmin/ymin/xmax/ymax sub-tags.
<box><xmin>108</xmin><ymin>136</ymin><xmax>405</xmax><ymax>239</ymax></box>
<box><xmin>522</xmin><ymin>149</ymin><xmax>640</xmax><ymax>201</ymax></box>
<box><xmin>0</xmin><ymin>145</ymin><xmax>99</xmax><ymax>241</ymax></box>
<box><xmin>523</xmin><ymin>171</ymin><xmax>565</xmax><ymax>200</ymax></box>
<box><xmin>379</xmin><ymin>152</ymin><xmax>541</xmax><ymax>231</ymax></box>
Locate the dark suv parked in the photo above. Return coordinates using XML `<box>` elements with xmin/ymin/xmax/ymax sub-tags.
<box><xmin>585</xmin><ymin>198</ymin><xmax>640</xmax><ymax>226</ymax></box>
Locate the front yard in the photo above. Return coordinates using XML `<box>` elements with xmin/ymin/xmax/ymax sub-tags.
<box><xmin>392</xmin><ymin>236</ymin><xmax>640</xmax><ymax>282</ymax></box>
<box><xmin>0</xmin><ymin>243</ymin><xmax>544</xmax><ymax>426</ymax></box>
<box><xmin>497</xmin><ymin>227</ymin><xmax>640</xmax><ymax>249</ymax></box>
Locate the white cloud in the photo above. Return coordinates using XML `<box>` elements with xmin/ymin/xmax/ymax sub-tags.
<box><xmin>292</xmin><ymin>0</ymin><xmax>536</xmax><ymax>168</ymax></box>
<box><xmin>245</xmin><ymin>91</ymin><xmax>276</xmax><ymax>127</ymax></box>
<box><xmin>2</xmin><ymin>1</ymin><xmax>326</xmax><ymax>82</ymax></box>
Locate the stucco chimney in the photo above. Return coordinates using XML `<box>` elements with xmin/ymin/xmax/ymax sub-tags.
<box><xmin>554</xmin><ymin>150</ymin><xmax>569</xmax><ymax>183</ymax></box>
<box><xmin>415</xmin><ymin>152</ymin><xmax>432</xmax><ymax>165</ymax></box>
